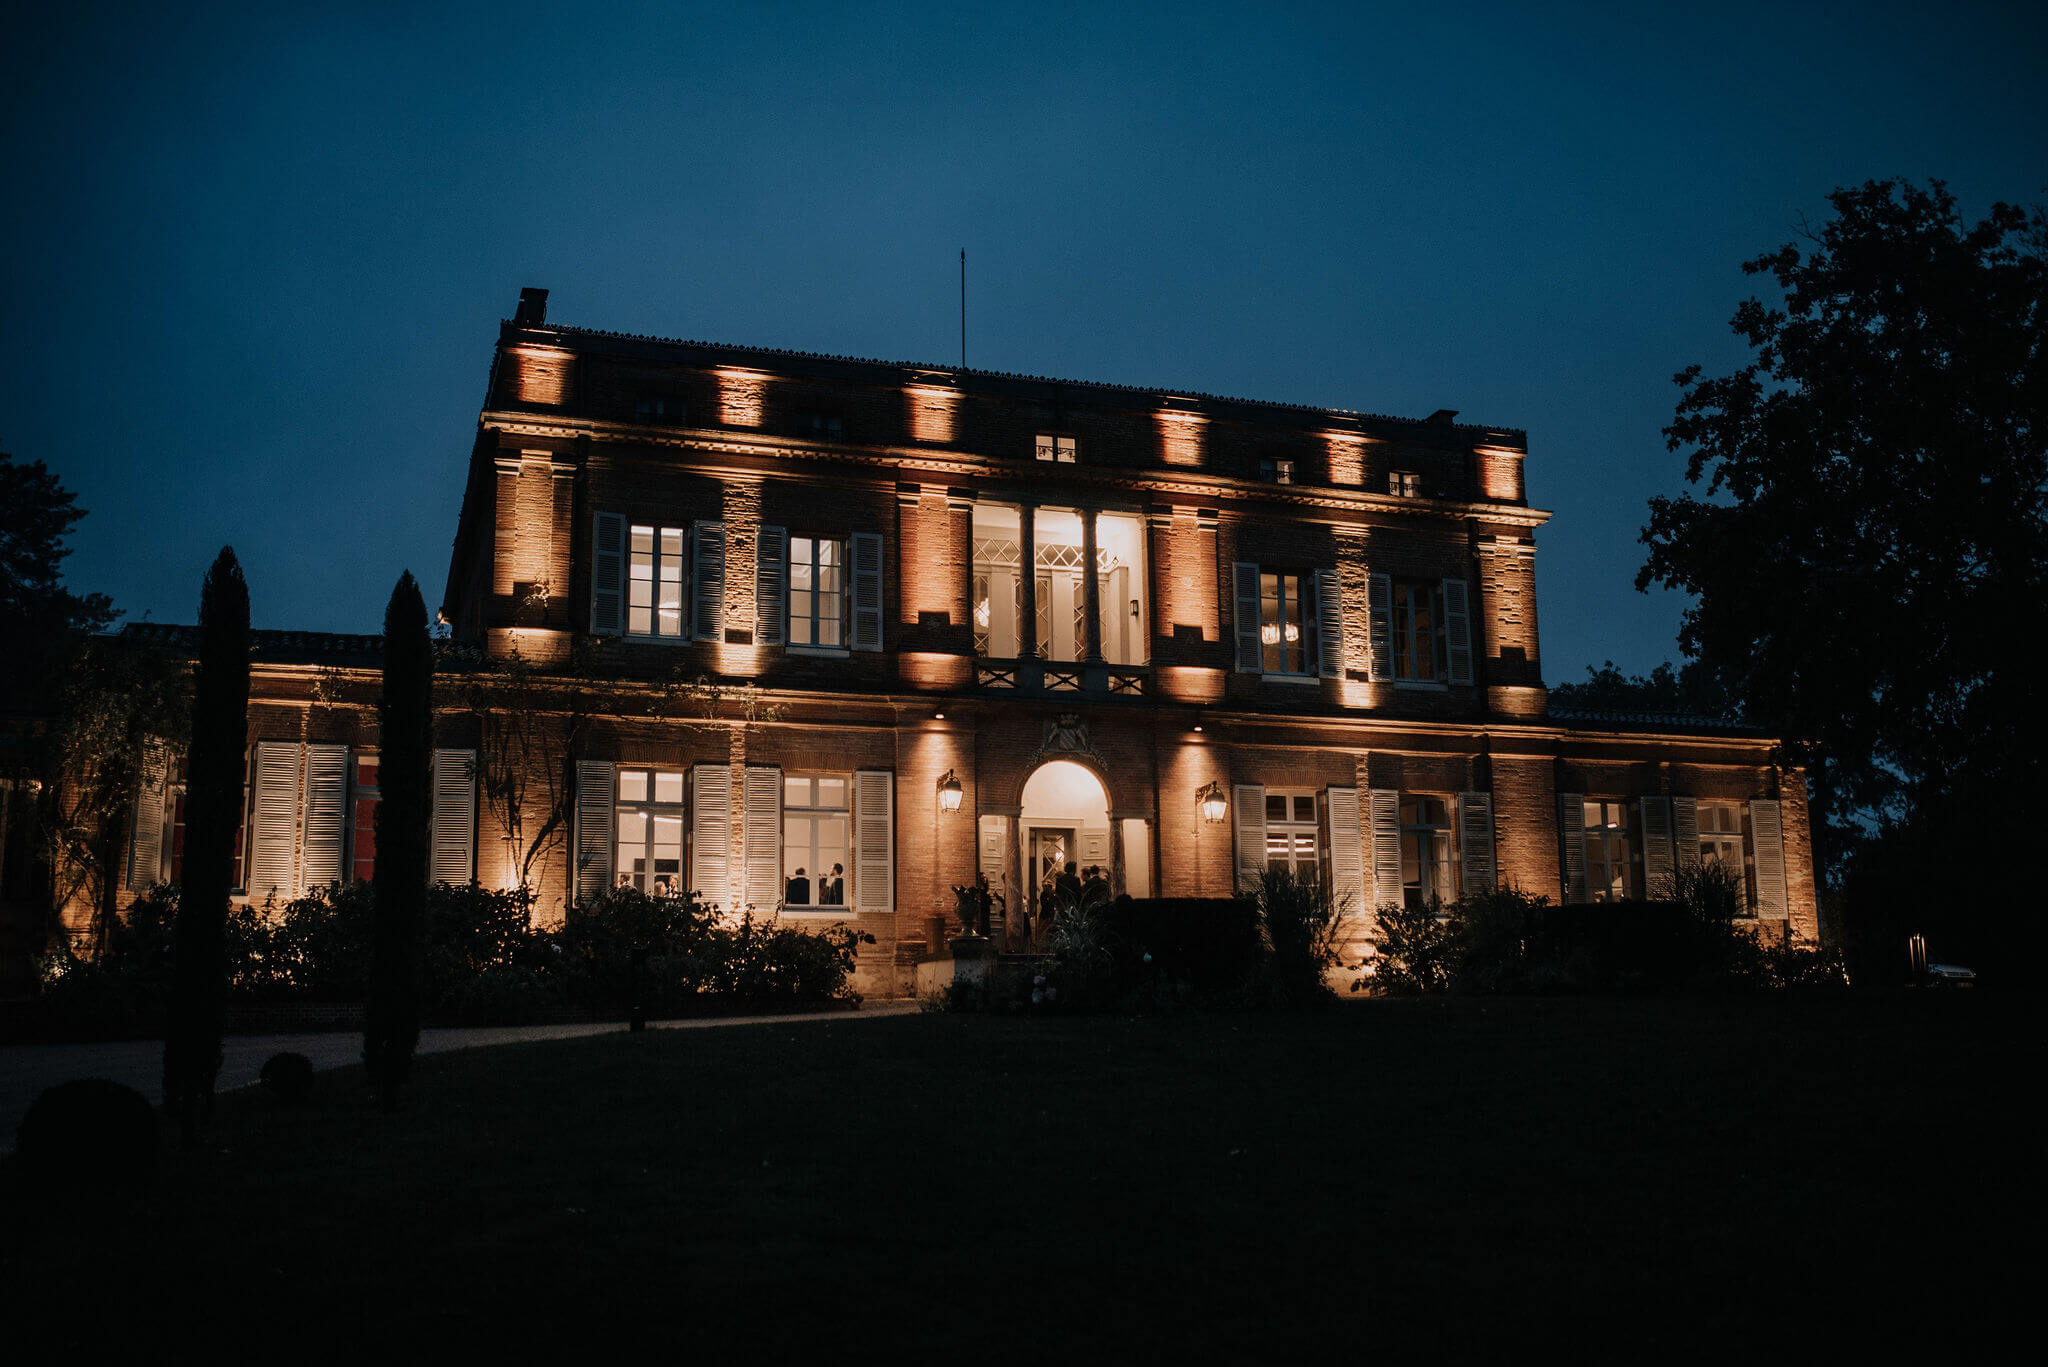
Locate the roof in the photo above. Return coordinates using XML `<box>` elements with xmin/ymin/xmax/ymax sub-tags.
<box><xmin>1545</xmin><ymin>704</ymin><xmax>1761</xmax><ymax>737</ymax></box>
<box><xmin>121</xmin><ymin>622</ymin><xmax>384</xmax><ymax>667</ymax></box>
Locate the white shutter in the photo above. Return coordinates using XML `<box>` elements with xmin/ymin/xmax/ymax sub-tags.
<box><xmin>756</xmin><ymin>524</ymin><xmax>788</xmax><ymax>646</ymax></box>
<box><xmin>1326</xmin><ymin>786</ymin><xmax>1365</xmax><ymax>913</ymax></box>
<box><xmin>850</xmin><ymin>531</ymin><xmax>884</xmax><ymax>651</ymax></box>
<box><xmin>1442</xmin><ymin>576</ymin><xmax>1474</xmax><ymax>685</ymax></box>
<box><xmin>1368</xmin><ymin>789</ymin><xmax>1402</xmax><ymax>911</ymax></box>
<box><xmin>430</xmin><ymin>749</ymin><xmax>476</xmax><ymax>885</ymax></box>
<box><xmin>692</xmin><ymin>520</ymin><xmax>725</xmax><ymax>642</ymax></box>
<box><xmin>854</xmin><ymin>769</ymin><xmax>894</xmax><ymax>911</ymax></box>
<box><xmin>743</xmin><ymin>765</ymin><xmax>782</xmax><ymax>912</ymax></box>
<box><xmin>978</xmin><ymin>815</ymin><xmax>1005</xmax><ymax>872</ymax></box>
<box><xmin>1367</xmin><ymin>573</ymin><xmax>1393</xmax><ymax>682</ymax></box>
<box><xmin>1672</xmin><ymin>796</ymin><xmax>1701</xmax><ymax>870</ymax></box>
<box><xmin>1639</xmin><ymin>796</ymin><xmax>1676</xmax><ymax>895</ymax></box>
<box><xmin>247</xmin><ymin>741</ymin><xmax>301</xmax><ymax>900</ymax></box>
<box><xmin>690</xmin><ymin>762</ymin><xmax>732</xmax><ymax>906</ymax></box>
<box><xmin>573</xmin><ymin>759</ymin><xmax>615</xmax><ymax>904</ymax></box>
<box><xmin>128</xmin><ymin>741</ymin><xmax>170</xmax><ymax>890</ymax></box>
<box><xmin>1750</xmin><ymin>798</ymin><xmax>1789</xmax><ymax>920</ymax></box>
<box><xmin>1233</xmin><ymin>783</ymin><xmax>1266</xmax><ymax>886</ymax></box>
<box><xmin>1457</xmin><ymin>791</ymin><xmax>1496</xmax><ymax>894</ymax></box>
<box><xmin>299</xmin><ymin>744</ymin><xmax>348</xmax><ymax>890</ymax></box>
<box><xmin>1232</xmin><ymin>562</ymin><xmax>1261</xmax><ymax>672</ymax></box>
<box><xmin>591</xmin><ymin>511</ymin><xmax>625</xmax><ymax>635</ymax></box>
<box><xmin>1558</xmin><ymin>793</ymin><xmax>1587</xmax><ymax>903</ymax></box>
<box><xmin>1314</xmin><ymin>568</ymin><xmax>1343</xmax><ymax>678</ymax></box>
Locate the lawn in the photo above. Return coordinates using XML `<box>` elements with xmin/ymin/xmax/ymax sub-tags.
<box><xmin>3</xmin><ymin>992</ymin><xmax>2014</xmax><ymax>1358</ymax></box>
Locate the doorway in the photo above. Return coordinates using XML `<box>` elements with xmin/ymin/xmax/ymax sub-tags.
<box><xmin>1030</xmin><ymin>826</ymin><xmax>1076</xmax><ymax>920</ymax></box>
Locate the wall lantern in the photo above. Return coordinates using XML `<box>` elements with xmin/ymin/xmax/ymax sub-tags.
<box><xmin>1197</xmin><ymin>781</ymin><xmax>1228</xmax><ymax>825</ymax></box>
<box><xmin>937</xmin><ymin>769</ymin><xmax>964</xmax><ymax>813</ymax></box>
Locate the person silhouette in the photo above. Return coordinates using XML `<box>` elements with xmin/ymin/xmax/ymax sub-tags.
<box><xmin>821</xmin><ymin>863</ymin><xmax>845</xmax><ymax>905</ymax></box>
<box><xmin>785</xmin><ymin>867</ymin><xmax>811</xmax><ymax>906</ymax></box>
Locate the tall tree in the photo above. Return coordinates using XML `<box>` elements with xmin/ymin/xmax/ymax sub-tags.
<box><xmin>163</xmin><ymin>548</ymin><xmax>250</xmax><ymax>1136</ymax></box>
<box><xmin>0</xmin><ymin>450</ymin><xmax>114</xmax><ymax>709</ymax></box>
<box><xmin>365</xmin><ymin>572</ymin><xmax>431</xmax><ymax>1109</ymax></box>
<box><xmin>1549</xmin><ymin>659</ymin><xmax>1734</xmax><ymax>719</ymax></box>
<box><xmin>1641</xmin><ymin>180</ymin><xmax>2045</xmax><ymax>959</ymax></box>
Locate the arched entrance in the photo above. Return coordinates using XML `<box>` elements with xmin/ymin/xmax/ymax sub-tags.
<box><xmin>1018</xmin><ymin>760</ymin><xmax>1112</xmax><ymax>941</ymax></box>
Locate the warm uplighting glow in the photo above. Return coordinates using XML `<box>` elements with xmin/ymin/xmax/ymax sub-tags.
<box><xmin>937</xmin><ymin>768</ymin><xmax>964</xmax><ymax>812</ymax></box>
<box><xmin>1324</xmin><ymin>429</ymin><xmax>1367</xmax><ymax>486</ymax></box>
<box><xmin>1157</xmin><ymin>408</ymin><xmax>1206</xmax><ymax>467</ymax></box>
<box><xmin>906</xmin><ymin>383</ymin><xmax>958</xmax><ymax>443</ymax></box>
<box><xmin>1197</xmin><ymin>781</ymin><xmax>1228</xmax><ymax>824</ymax></box>
<box><xmin>714</xmin><ymin>367</ymin><xmax>769</xmax><ymax>427</ymax></box>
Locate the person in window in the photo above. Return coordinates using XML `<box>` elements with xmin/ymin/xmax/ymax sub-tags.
<box><xmin>820</xmin><ymin>863</ymin><xmax>844</xmax><ymax>905</ymax></box>
<box><xmin>786</xmin><ymin>867</ymin><xmax>811</xmax><ymax>907</ymax></box>
<box><xmin>652</xmin><ymin>875</ymin><xmax>673</xmax><ymax>897</ymax></box>
<box><xmin>615</xmin><ymin>872</ymin><xmax>632</xmax><ymax>889</ymax></box>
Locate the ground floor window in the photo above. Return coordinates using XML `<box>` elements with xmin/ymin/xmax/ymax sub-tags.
<box><xmin>783</xmin><ymin>773</ymin><xmax>849</xmax><ymax>908</ymax></box>
<box><xmin>1400</xmin><ymin>795</ymin><xmax>1457</xmax><ymax>910</ymax></box>
<box><xmin>1582</xmin><ymin>800</ymin><xmax>1636</xmax><ymax>901</ymax></box>
<box><xmin>1697</xmin><ymin>801</ymin><xmax>1754</xmax><ymax>912</ymax></box>
<box><xmin>616</xmin><ymin>767</ymin><xmax>685</xmax><ymax>894</ymax></box>
<box><xmin>349</xmin><ymin>755</ymin><xmax>379</xmax><ymax>884</ymax></box>
<box><xmin>1266</xmin><ymin>792</ymin><xmax>1319</xmax><ymax>878</ymax></box>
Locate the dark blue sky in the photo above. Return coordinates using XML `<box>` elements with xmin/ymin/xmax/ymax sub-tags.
<box><xmin>6</xmin><ymin>2</ymin><xmax>2042</xmax><ymax>682</ymax></box>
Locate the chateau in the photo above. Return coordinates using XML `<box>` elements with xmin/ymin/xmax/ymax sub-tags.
<box><xmin>97</xmin><ymin>287</ymin><xmax>1817</xmax><ymax>995</ymax></box>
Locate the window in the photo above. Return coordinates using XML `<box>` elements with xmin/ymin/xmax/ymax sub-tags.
<box><xmin>1392</xmin><ymin>471</ymin><xmax>1422</xmax><ymax>497</ymax></box>
<box><xmin>782</xmin><ymin>774</ymin><xmax>850</xmax><ymax>909</ymax></box>
<box><xmin>1036</xmin><ymin>434</ymin><xmax>1077</xmax><ymax>463</ymax></box>
<box><xmin>971</xmin><ymin>504</ymin><xmax>1025</xmax><ymax>658</ymax></box>
<box><xmin>634</xmin><ymin>394</ymin><xmax>682</xmax><ymax>423</ymax></box>
<box><xmin>1581</xmin><ymin>800</ymin><xmax>1636</xmax><ymax>901</ymax></box>
<box><xmin>1390</xmin><ymin>580</ymin><xmax>1446</xmax><ymax>682</ymax></box>
<box><xmin>349</xmin><ymin>756</ymin><xmax>380</xmax><ymax>884</ymax></box>
<box><xmin>1259</xmin><ymin>458</ymin><xmax>1295</xmax><ymax>485</ymax></box>
<box><xmin>1400</xmin><ymin>796</ymin><xmax>1457</xmax><ymax>910</ymax></box>
<box><xmin>615</xmin><ymin>768</ymin><xmax>686</xmax><ymax>894</ymax></box>
<box><xmin>1266</xmin><ymin>793</ymin><xmax>1319</xmax><ymax>878</ymax></box>
<box><xmin>1698</xmin><ymin>802</ymin><xmax>1755</xmax><ymax>912</ymax></box>
<box><xmin>800</xmin><ymin>411</ymin><xmax>844</xmax><ymax>440</ymax></box>
<box><xmin>1260</xmin><ymin>571</ymin><xmax>1310</xmax><ymax>675</ymax></box>
<box><xmin>628</xmin><ymin>523</ymin><xmax>686</xmax><ymax>637</ymax></box>
<box><xmin>789</xmin><ymin>536</ymin><xmax>846</xmax><ymax>648</ymax></box>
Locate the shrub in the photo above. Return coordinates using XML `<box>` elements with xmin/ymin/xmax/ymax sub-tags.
<box><xmin>551</xmin><ymin>885</ymin><xmax>722</xmax><ymax>1011</ymax></box>
<box><xmin>259</xmin><ymin>1051</ymin><xmax>315</xmax><ymax>1103</ymax></box>
<box><xmin>15</xmin><ymin>1079</ymin><xmax>158</xmax><ymax>1199</ymax></box>
<box><xmin>704</xmin><ymin>915</ymin><xmax>873</xmax><ymax>1005</ymax></box>
<box><xmin>1362</xmin><ymin>898</ymin><xmax>1459</xmax><ymax>995</ymax></box>
<box><xmin>1248</xmin><ymin>867</ymin><xmax>1344</xmax><ymax>1007</ymax></box>
<box><xmin>1045</xmin><ymin>877</ymin><xmax>1120</xmax><ymax>1007</ymax></box>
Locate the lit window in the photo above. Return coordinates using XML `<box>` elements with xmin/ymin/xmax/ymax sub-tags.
<box><xmin>628</xmin><ymin>524</ymin><xmax>686</xmax><ymax>637</ymax></box>
<box><xmin>1580</xmin><ymin>800</ymin><xmax>1636</xmax><ymax>902</ymax></box>
<box><xmin>1399</xmin><ymin>795</ymin><xmax>1457</xmax><ymax>910</ymax></box>
<box><xmin>1035</xmin><ymin>434</ymin><xmax>1077</xmax><ymax>463</ymax></box>
<box><xmin>1392</xmin><ymin>471</ymin><xmax>1422</xmax><ymax>498</ymax></box>
<box><xmin>1259</xmin><ymin>571</ymin><xmax>1309</xmax><ymax>675</ymax></box>
<box><xmin>1265</xmin><ymin>793</ymin><xmax>1320</xmax><ymax>878</ymax></box>
<box><xmin>1698</xmin><ymin>801</ymin><xmax>1755</xmax><ymax>912</ymax></box>
<box><xmin>789</xmin><ymin>536</ymin><xmax>846</xmax><ymax>647</ymax></box>
<box><xmin>1259</xmin><ymin>458</ymin><xmax>1295</xmax><ymax>485</ymax></box>
<box><xmin>782</xmin><ymin>774</ymin><xmax>850</xmax><ymax>909</ymax></box>
<box><xmin>1390</xmin><ymin>580</ymin><xmax>1446</xmax><ymax>682</ymax></box>
<box><xmin>615</xmin><ymin>768</ymin><xmax>687</xmax><ymax>894</ymax></box>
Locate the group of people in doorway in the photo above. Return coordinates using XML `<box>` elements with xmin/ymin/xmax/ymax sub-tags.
<box><xmin>784</xmin><ymin>865</ymin><xmax>845</xmax><ymax>908</ymax></box>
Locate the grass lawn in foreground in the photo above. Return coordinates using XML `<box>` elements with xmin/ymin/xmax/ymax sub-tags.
<box><xmin>3</xmin><ymin>993</ymin><xmax>2014</xmax><ymax>1357</ymax></box>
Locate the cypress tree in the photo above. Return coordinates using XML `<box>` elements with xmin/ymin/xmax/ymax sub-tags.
<box><xmin>364</xmin><ymin>572</ymin><xmax>431</xmax><ymax>1110</ymax></box>
<box><xmin>163</xmin><ymin>548</ymin><xmax>250</xmax><ymax>1137</ymax></box>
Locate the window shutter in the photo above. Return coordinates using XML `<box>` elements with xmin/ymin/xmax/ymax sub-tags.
<box><xmin>1368</xmin><ymin>789</ymin><xmax>1402</xmax><ymax>911</ymax></box>
<box><xmin>300</xmin><ymin>744</ymin><xmax>349</xmax><ymax>890</ymax></box>
<box><xmin>591</xmin><ymin>511</ymin><xmax>625</xmax><ymax>635</ymax></box>
<box><xmin>573</xmin><ymin>759</ymin><xmax>615</xmax><ymax>904</ymax></box>
<box><xmin>1441</xmin><ymin>576</ymin><xmax>1474</xmax><ymax>685</ymax></box>
<box><xmin>1671</xmin><ymin>796</ymin><xmax>1701</xmax><ymax>870</ymax></box>
<box><xmin>978</xmin><ymin>815</ymin><xmax>1005</xmax><ymax>871</ymax></box>
<box><xmin>430</xmin><ymin>749</ymin><xmax>476</xmax><ymax>885</ymax></box>
<box><xmin>743</xmin><ymin>765</ymin><xmax>782</xmax><ymax>913</ymax></box>
<box><xmin>690</xmin><ymin>762</ymin><xmax>732</xmax><ymax>906</ymax></box>
<box><xmin>854</xmin><ymin>769</ymin><xmax>894</xmax><ymax>911</ymax></box>
<box><xmin>247</xmin><ymin>741</ymin><xmax>301</xmax><ymax>900</ymax></box>
<box><xmin>128</xmin><ymin>741</ymin><xmax>170</xmax><ymax>891</ymax></box>
<box><xmin>1314</xmin><ymin>568</ymin><xmax>1343</xmax><ymax>678</ymax></box>
<box><xmin>756</xmin><ymin>524</ymin><xmax>788</xmax><ymax>646</ymax></box>
<box><xmin>1232</xmin><ymin>563</ymin><xmax>1261</xmax><ymax>672</ymax></box>
<box><xmin>1326</xmin><ymin>786</ymin><xmax>1364</xmax><ymax>913</ymax></box>
<box><xmin>1457</xmin><ymin>791</ymin><xmax>1496</xmax><ymax>894</ymax></box>
<box><xmin>1232</xmin><ymin>783</ymin><xmax>1266</xmax><ymax>887</ymax></box>
<box><xmin>1558</xmin><ymin>793</ymin><xmax>1587</xmax><ymax>903</ymax></box>
<box><xmin>1749</xmin><ymin>798</ymin><xmax>1789</xmax><ymax>919</ymax></box>
<box><xmin>1636</xmin><ymin>796</ymin><xmax>1675</xmax><ymax>896</ymax></box>
<box><xmin>1367</xmin><ymin>573</ymin><xmax>1393</xmax><ymax>682</ymax></box>
<box><xmin>692</xmin><ymin>520</ymin><xmax>725</xmax><ymax>642</ymax></box>
<box><xmin>850</xmin><ymin>531</ymin><xmax>885</xmax><ymax>651</ymax></box>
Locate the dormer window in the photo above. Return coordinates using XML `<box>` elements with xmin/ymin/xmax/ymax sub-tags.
<box><xmin>1260</xmin><ymin>458</ymin><xmax>1295</xmax><ymax>485</ymax></box>
<box><xmin>635</xmin><ymin>395</ymin><xmax>682</xmax><ymax>423</ymax></box>
<box><xmin>800</xmin><ymin>412</ymin><xmax>845</xmax><ymax>441</ymax></box>
<box><xmin>1392</xmin><ymin>471</ymin><xmax>1422</xmax><ymax>498</ymax></box>
<box><xmin>1036</xmin><ymin>435</ymin><xmax>1077</xmax><ymax>463</ymax></box>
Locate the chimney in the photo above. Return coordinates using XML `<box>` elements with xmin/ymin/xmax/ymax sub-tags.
<box><xmin>1425</xmin><ymin>408</ymin><xmax>1459</xmax><ymax>425</ymax></box>
<box><xmin>514</xmin><ymin>287</ymin><xmax>549</xmax><ymax>327</ymax></box>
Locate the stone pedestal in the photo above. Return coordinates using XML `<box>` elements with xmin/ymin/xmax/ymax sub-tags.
<box><xmin>914</xmin><ymin>934</ymin><xmax>996</xmax><ymax>1001</ymax></box>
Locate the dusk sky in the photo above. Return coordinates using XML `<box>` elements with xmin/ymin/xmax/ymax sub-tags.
<box><xmin>5</xmin><ymin>2</ymin><xmax>2042</xmax><ymax>683</ymax></box>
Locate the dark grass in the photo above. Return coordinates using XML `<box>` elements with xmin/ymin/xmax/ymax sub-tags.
<box><xmin>3</xmin><ymin>993</ymin><xmax>2018</xmax><ymax>1358</ymax></box>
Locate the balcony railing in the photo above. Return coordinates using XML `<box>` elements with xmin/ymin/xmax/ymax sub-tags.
<box><xmin>970</xmin><ymin>659</ymin><xmax>1148</xmax><ymax>698</ymax></box>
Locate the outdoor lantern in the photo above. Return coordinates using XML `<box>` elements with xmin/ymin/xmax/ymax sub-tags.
<box><xmin>937</xmin><ymin>769</ymin><xmax>964</xmax><ymax>813</ymax></box>
<box><xmin>1197</xmin><ymin>781</ymin><xmax>1227</xmax><ymax>824</ymax></box>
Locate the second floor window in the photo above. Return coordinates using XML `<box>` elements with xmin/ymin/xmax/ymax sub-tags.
<box><xmin>1698</xmin><ymin>801</ymin><xmax>1755</xmax><ymax>911</ymax></box>
<box><xmin>789</xmin><ymin>536</ymin><xmax>846</xmax><ymax>647</ymax></box>
<box><xmin>628</xmin><ymin>524</ymin><xmax>687</xmax><ymax>637</ymax></box>
<box><xmin>1260</xmin><ymin>571</ymin><xmax>1310</xmax><ymax>674</ymax></box>
<box><xmin>1390</xmin><ymin>580</ymin><xmax>1446</xmax><ymax>682</ymax></box>
<box><xmin>1036</xmin><ymin>434</ymin><xmax>1077</xmax><ymax>463</ymax></box>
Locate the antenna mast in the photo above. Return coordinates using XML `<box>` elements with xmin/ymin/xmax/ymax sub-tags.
<box><xmin>959</xmin><ymin>249</ymin><xmax>967</xmax><ymax>370</ymax></box>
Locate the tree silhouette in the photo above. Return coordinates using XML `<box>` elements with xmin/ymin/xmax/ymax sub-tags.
<box><xmin>365</xmin><ymin>572</ymin><xmax>431</xmax><ymax>1109</ymax></box>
